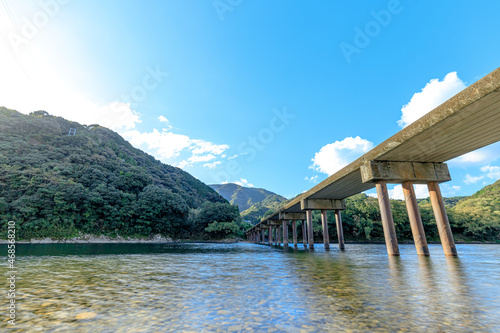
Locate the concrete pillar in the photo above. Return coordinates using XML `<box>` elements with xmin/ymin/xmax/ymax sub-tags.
<box><xmin>306</xmin><ymin>210</ymin><xmax>314</xmax><ymax>249</ymax></box>
<box><xmin>268</xmin><ymin>226</ymin><xmax>272</xmax><ymax>245</ymax></box>
<box><xmin>402</xmin><ymin>181</ymin><xmax>429</xmax><ymax>256</ymax></box>
<box><xmin>375</xmin><ymin>181</ymin><xmax>400</xmax><ymax>256</ymax></box>
<box><xmin>428</xmin><ymin>182</ymin><xmax>457</xmax><ymax>256</ymax></box>
<box><xmin>282</xmin><ymin>220</ymin><xmax>289</xmax><ymax>247</ymax></box>
<box><xmin>292</xmin><ymin>220</ymin><xmax>298</xmax><ymax>248</ymax></box>
<box><xmin>321</xmin><ymin>209</ymin><xmax>330</xmax><ymax>250</ymax></box>
<box><xmin>262</xmin><ymin>229</ymin><xmax>265</xmax><ymax>244</ymax></box>
<box><xmin>277</xmin><ymin>226</ymin><xmax>282</xmax><ymax>245</ymax></box>
<box><xmin>302</xmin><ymin>220</ymin><xmax>307</xmax><ymax>247</ymax></box>
<box><xmin>335</xmin><ymin>209</ymin><xmax>345</xmax><ymax>250</ymax></box>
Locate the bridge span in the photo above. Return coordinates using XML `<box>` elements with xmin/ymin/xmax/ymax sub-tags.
<box><xmin>247</xmin><ymin>67</ymin><xmax>500</xmax><ymax>256</ymax></box>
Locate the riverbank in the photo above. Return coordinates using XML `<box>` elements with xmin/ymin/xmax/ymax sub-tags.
<box><xmin>0</xmin><ymin>234</ymin><xmax>244</xmax><ymax>244</ymax></box>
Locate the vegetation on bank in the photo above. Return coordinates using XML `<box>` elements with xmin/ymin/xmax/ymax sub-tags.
<box><xmin>0</xmin><ymin>108</ymin><xmax>246</xmax><ymax>241</ymax></box>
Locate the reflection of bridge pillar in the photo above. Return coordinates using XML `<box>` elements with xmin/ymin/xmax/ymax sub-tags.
<box><xmin>375</xmin><ymin>180</ymin><xmax>400</xmax><ymax>256</ymax></box>
<box><xmin>335</xmin><ymin>209</ymin><xmax>345</xmax><ymax>250</ymax></box>
<box><xmin>321</xmin><ymin>210</ymin><xmax>330</xmax><ymax>250</ymax></box>
<box><xmin>292</xmin><ymin>220</ymin><xmax>298</xmax><ymax>248</ymax></box>
<box><xmin>428</xmin><ymin>182</ymin><xmax>457</xmax><ymax>256</ymax></box>
<box><xmin>402</xmin><ymin>181</ymin><xmax>429</xmax><ymax>256</ymax></box>
<box><xmin>306</xmin><ymin>210</ymin><xmax>314</xmax><ymax>249</ymax></box>
<box><xmin>282</xmin><ymin>220</ymin><xmax>289</xmax><ymax>247</ymax></box>
<box><xmin>302</xmin><ymin>220</ymin><xmax>307</xmax><ymax>248</ymax></box>
<box><xmin>268</xmin><ymin>226</ymin><xmax>272</xmax><ymax>245</ymax></box>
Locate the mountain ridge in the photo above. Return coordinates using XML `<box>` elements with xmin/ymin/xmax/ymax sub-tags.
<box><xmin>209</xmin><ymin>183</ymin><xmax>288</xmax><ymax>224</ymax></box>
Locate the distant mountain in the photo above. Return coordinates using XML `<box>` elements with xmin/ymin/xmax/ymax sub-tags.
<box><xmin>209</xmin><ymin>183</ymin><xmax>288</xmax><ymax>224</ymax></box>
<box><xmin>0</xmin><ymin>107</ymin><xmax>227</xmax><ymax>240</ymax></box>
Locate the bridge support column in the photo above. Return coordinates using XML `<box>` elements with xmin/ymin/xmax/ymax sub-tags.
<box><xmin>282</xmin><ymin>220</ymin><xmax>289</xmax><ymax>247</ymax></box>
<box><xmin>302</xmin><ymin>220</ymin><xmax>307</xmax><ymax>247</ymax></box>
<box><xmin>306</xmin><ymin>210</ymin><xmax>314</xmax><ymax>249</ymax></box>
<box><xmin>402</xmin><ymin>181</ymin><xmax>429</xmax><ymax>256</ymax></box>
<box><xmin>262</xmin><ymin>229</ymin><xmax>265</xmax><ymax>244</ymax></box>
<box><xmin>321</xmin><ymin>210</ymin><xmax>330</xmax><ymax>250</ymax></box>
<box><xmin>428</xmin><ymin>182</ymin><xmax>457</xmax><ymax>256</ymax></box>
<box><xmin>375</xmin><ymin>181</ymin><xmax>400</xmax><ymax>256</ymax></box>
<box><xmin>335</xmin><ymin>209</ymin><xmax>345</xmax><ymax>250</ymax></box>
<box><xmin>292</xmin><ymin>220</ymin><xmax>298</xmax><ymax>248</ymax></box>
<box><xmin>277</xmin><ymin>226</ymin><xmax>282</xmax><ymax>245</ymax></box>
<box><xmin>268</xmin><ymin>226</ymin><xmax>272</xmax><ymax>245</ymax></box>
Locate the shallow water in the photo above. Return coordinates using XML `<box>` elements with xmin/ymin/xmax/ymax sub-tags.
<box><xmin>3</xmin><ymin>243</ymin><xmax>500</xmax><ymax>332</ymax></box>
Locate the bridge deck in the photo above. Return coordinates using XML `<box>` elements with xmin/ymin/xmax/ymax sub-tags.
<box><xmin>254</xmin><ymin>67</ymin><xmax>500</xmax><ymax>225</ymax></box>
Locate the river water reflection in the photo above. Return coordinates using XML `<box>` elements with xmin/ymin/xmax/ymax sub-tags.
<box><xmin>4</xmin><ymin>243</ymin><xmax>500</xmax><ymax>332</ymax></box>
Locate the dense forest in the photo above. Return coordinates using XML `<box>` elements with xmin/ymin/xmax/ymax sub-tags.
<box><xmin>0</xmin><ymin>108</ymin><xmax>247</xmax><ymax>240</ymax></box>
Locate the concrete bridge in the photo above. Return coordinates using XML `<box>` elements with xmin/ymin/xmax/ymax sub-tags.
<box><xmin>246</xmin><ymin>67</ymin><xmax>500</xmax><ymax>256</ymax></box>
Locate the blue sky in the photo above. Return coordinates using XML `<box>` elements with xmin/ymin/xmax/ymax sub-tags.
<box><xmin>1</xmin><ymin>0</ymin><xmax>500</xmax><ymax>199</ymax></box>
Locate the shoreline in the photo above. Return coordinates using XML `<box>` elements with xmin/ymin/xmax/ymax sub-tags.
<box><xmin>0</xmin><ymin>234</ymin><xmax>243</xmax><ymax>244</ymax></box>
<box><xmin>0</xmin><ymin>238</ymin><xmax>497</xmax><ymax>245</ymax></box>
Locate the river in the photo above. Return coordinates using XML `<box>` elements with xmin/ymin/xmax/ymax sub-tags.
<box><xmin>3</xmin><ymin>243</ymin><xmax>499</xmax><ymax>332</ymax></box>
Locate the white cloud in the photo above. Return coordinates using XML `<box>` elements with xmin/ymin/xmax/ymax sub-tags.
<box><xmin>158</xmin><ymin>115</ymin><xmax>169</xmax><ymax>122</ymax></box>
<box><xmin>453</xmin><ymin>150</ymin><xmax>489</xmax><ymax>164</ymax></box>
<box><xmin>388</xmin><ymin>184</ymin><xmax>429</xmax><ymax>200</ymax></box>
<box><xmin>310</xmin><ymin>136</ymin><xmax>373</xmax><ymax>176</ymax></box>
<box><xmin>398</xmin><ymin>72</ymin><xmax>466</xmax><ymax>128</ymax></box>
<box><xmin>124</xmin><ymin>128</ymin><xmax>229</xmax><ymax>168</ymax></box>
<box><xmin>305</xmin><ymin>175</ymin><xmax>319</xmax><ymax>183</ymax></box>
<box><xmin>123</xmin><ymin>129</ymin><xmax>192</xmax><ymax>159</ymax></box>
<box><xmin>190</xmin><ymin>140</ymin><xmax>229</xmax><ymax>156</ymax></box>
<box><xmin>203</xmin><ymin>161</ymin><xmax>221</xmax><ymax>169</ymax></box>
<box><xmin>464</xmin><ymin>174</ymin><xmax>484</xmax><ymax>185</ymax></box>
<box><xmin>223</xmin><ymin>178</ymin><xmax>255</xmax><ymax>188</ymax></box>
<box><xmin>480</xmin><ymin>165</ymin><xmax>500</xmax><ymax>180</ymax></box>
<box><xmin>188</xmin><ymin>154</ymin><xmax>216</xmax><ymax>163</ymax></box>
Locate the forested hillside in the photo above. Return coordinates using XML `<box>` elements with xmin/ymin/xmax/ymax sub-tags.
<box><xmin>0</xmin><ymin>108</ymin><xmax>245</xmax><ymax>240</ymax></box>
<box><xmin>210</xmin><ymin>183</ymin><xmax>287</xmax><ymax>224</ymax></box>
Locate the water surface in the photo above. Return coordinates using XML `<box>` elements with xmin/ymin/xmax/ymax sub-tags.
<box><xmin>4</xmin><ymin>243</ymin><xmax>500</xmax><ymax>332</ymax></box>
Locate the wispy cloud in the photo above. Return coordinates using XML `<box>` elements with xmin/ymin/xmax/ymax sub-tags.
<box><xmin>223</xmin><ymin>178</ymin><xmax>255</xmax><ymax>188</ymax></box>
<box><xmin>464</xmin><ymin>174</ymin><xmax>485</xmax><ymax>185</ymax></box>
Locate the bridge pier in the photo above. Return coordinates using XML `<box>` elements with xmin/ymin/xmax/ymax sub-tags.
<box><xmin>268</xmin><ymin>226</ymin><xmax>272</xmax><ymax>245</ymax></box>
<box><xmin>321</xmin><ymin>210</ymin><xmax>330</xmax><ymax>250</ymax></box>
<box><xmin>292</xmin><ymin>220</ymin><xmax>298</xmax><ymax>248</ymax></box>
<box><xmin>262</xmin><ymin>228</ymin><xmax>265</xmax><ymax>244</ymax></box>
<box><xmin>428</xmin><ymin>182</ymin><xmax>457</xmax><ymax>256</ymax></box>
<box><xmin>402</xmin><ymin>181</ymin><xmax>429</xmax><ymax>256</ymax></box>
<box><xmin>302</xmin><ymin>220</ymin><xmax>307</xmax><ymax>248</ymax></box>
<box><xmin>306</xmin><ymin>210</ymin><xmax>314</xmax><ymax>249</ymax></box>
<box><xmin>375</xmin><ymin>181</ymin><xmax>400</xmax><ymax>256</ymax></box>
<box><xmin>335</xmin><ymin>209</ymin><xmax>345</xmax><ymax>250</ymax></box>
<box><xmin>282</xmin><ymin>220</ymin><xmax>289</xmax><ymax>247</ymax></box>
<box><xmin>277</xmin><ymin>225</ymin><xmax>282</xmax><ymax>246</ymax></box>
